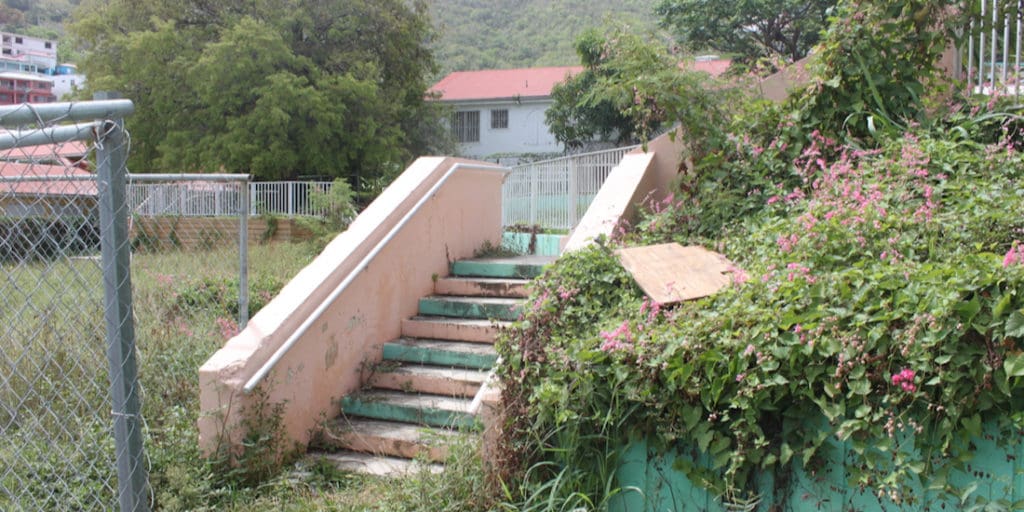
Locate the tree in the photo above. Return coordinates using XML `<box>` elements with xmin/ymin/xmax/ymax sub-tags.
<box><xmin>67</xmin><ymin>0</ymin><xmax>444</xmax><ymax>187</ymax></box>
<box><xmin>546</xmin><ymin>26</ymin><xmax>726</xmax><ymax>159</ymax></box>
<box><xmin>545</xmin><ymin>29</ymin><xmax>638</xmax><ymax>150</ymax></box>
<box><xmin>655</xmin><ymin>0</ymin><xmax>835</xmax><ymax>63</ymax></box>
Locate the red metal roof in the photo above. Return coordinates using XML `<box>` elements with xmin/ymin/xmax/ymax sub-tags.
<box><xmin>0</xmin><ymin>141</ymin><xmax>89</xmax><ymax>160</ymax></box>
<box><xmin>0</xmin><ymin>161</ymin><xmax>96</xmax><ymax>197</ymax></box>
<box><xmin>429</xmin><ymin>59</ymin><xmax>732</xmax><ymax>102</ymax></box>
<box><xmin>429</xmin><ymin>66</ymin><xmax>583</xmax><ymax>101</ymax></box>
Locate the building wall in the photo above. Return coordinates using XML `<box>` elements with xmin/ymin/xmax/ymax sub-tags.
<box><xmin>0</xmin><ymin>32</ymin><xmax>56</xmax><ymax>70</ymax></box>
<box><xmin>51</xmin><ymin>74</ymin><xmax>84</xmax><ymax>100</ymax></box>
<box><xmin>450</xmin><ymin>99</ymin><xmax>563</xmax><ymax>160</ymax></box>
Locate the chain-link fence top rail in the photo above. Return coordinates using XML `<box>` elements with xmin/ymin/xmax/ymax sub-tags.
<box><xmin>0</xmin><ymin>99</ymin><xmax>148</xmax><ymax>512</ymax></box>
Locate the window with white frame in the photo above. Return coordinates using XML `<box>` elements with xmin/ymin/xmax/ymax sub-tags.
<box><xmin>452</xmin><ymin>111</ymin><xmax>480</xmax><ymax>143</ymax></box>
<box><xmin>490</xmin><ymin>109</ymin><xmax>508</xmax><ymax>129</ymax></box>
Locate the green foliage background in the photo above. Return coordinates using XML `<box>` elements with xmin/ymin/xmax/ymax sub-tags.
<box><xmin>65</xmin><ymin>0</ymin><xmax>451</xmax><ymax>188</ymax></box>
<box><xmin>427</xmin><ymin>0</ymin><xmax>660</xmax><ymax>75</ymax></box>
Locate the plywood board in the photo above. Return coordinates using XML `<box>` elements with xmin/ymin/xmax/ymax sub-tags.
<box><xmin>614</xmin><ymin>243</ymin><xmax>737</xmax><ymax>304</ymax></box>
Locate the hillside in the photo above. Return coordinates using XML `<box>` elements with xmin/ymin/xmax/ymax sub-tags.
<box><xmin>428</xmin><ymin>0</ymin><xmax>661</xmax><ymax>74</ymax></box>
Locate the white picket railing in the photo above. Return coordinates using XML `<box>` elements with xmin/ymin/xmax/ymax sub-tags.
<box><xmin>127</xmin><ymin>180</ymin><xmax>340</xmax><ymax>217</ymax></box>
<box><xmin>249</xmin><ymin>181</ymin><xmax>334</xmax><ymax>217</ymax></box>
<box><xmin>502</xmin><ymin>145</ymin><xmax>638</xmax><ymax>230</ymax></box>
<box><xmin>959</xmin><ymin>0</ymin><xmax>1024</xmax><ymax>95</ymax></box>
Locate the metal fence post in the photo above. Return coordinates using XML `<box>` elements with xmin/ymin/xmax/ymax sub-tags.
<box><xmin>239</xmin><ymin>176</ymin><xmax>250</xmax><ymax>329</ymax></box>
<box><xmin>568</xmin><ymin>158</ymin><xmax>578</xmax><ymax>228</ymax></box>
<box><xmin>95</xmin><ymin>92</ymin><xmax>150</xmax><ymax>512</ymax></box>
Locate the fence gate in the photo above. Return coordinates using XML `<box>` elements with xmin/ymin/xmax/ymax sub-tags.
<box><xmin>0</xmin><ymin>97</ymin><xmax>149</xmax><ymax>511</ymax></box>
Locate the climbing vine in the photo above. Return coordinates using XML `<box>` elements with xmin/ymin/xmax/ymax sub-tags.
<box><xmin>497</xmin><ymin>0</ymin><xmax>1024</xmax><ymax>508</ymax></box>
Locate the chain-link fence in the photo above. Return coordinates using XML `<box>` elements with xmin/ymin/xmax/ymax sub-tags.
<box><xmin>126</xmin><ymin>174</ymin><xmax>250</xmax><ymax>327</ymax></box>
<box><xmin>0</xmin><ymin>97</ymin><xmax>149</xmax><ymax>511</ymax></box>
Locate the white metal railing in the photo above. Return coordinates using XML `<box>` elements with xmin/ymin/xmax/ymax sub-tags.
<box><xmin>249</xmin><ymin>181</ymin><xmax>334</xmax><ymax>217</ymax></box>
<box><xmin>126</xmin><ymin>180</ymin><xmax>340</xmax><ymax>217</ymax></box>
<box><xmin>502</xmin><ymin>145</ymin><xmax>638</xmax><ymax>230</ymax></box>
<box><xmin>959</xmin><ymin>0</ymin><xmax>1024</xmax><ymax>95</ymax></box>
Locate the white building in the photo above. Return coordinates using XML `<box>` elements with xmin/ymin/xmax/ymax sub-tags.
<box><xmin>428</xmin><ymin>66</ymin><xmax>582</xmax><ymax>162</ymax></box>
<box><xmin>0</xmin><ymin>32</ymin><xmax>57</xmax><ymax>72</ymax></box>
<box><xmin>428</xmin><ymin>60</ymin><xmax>732</xmax><ymax>163</ymax></box>
<box><xmin>50</xmin><ymin>64</ymin><xmax>85</xmax><ymax>100</ymax></box>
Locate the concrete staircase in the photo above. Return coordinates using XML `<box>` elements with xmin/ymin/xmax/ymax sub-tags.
<box><xmin>308</xmin><ymin>255</ymin><xmax>552</xmax><ymax>476</ymax></box>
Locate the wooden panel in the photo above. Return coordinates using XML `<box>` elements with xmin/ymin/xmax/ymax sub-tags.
<box><xmin>614</xmin><ymin>243</ymin><xmax>736</xmax><ymax>304</ymax></box>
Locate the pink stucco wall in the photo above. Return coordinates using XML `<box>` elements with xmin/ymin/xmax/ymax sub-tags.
<box><xmin>198</xmin><ymin>157</ymin><xmax>509</xmax><ymax>453</ymax></box>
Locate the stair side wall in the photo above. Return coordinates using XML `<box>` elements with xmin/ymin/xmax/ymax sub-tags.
<box><xmin>198</xmin><ymin>157</ymin><xmax>509</xmax><ymax>455</ymax></box>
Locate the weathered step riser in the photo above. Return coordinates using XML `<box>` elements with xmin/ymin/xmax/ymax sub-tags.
<box><xmin>326</xmin><ymin>430</ymin><xmax>448</xmax><ymax>462</ymax></box>
<box><xmin>418</xmin><ymin>296</ymin><xmax>522</xmax><ymax>321</ymax></box>
<box><xmin>401</xmin><ymin>317</ymin><xmax>502</xmax><ymax>344</ymax></box>
<box><xmin>369</xmin><ymin>369</ymin><xmax>484</xmax><ymax>398</ymax></box>
<box><xmin>434</xmin><ymin>277</ymin><xmax>529</xmax><ymax>298</ymax></box>
<box><xmin>383</xmin><ymin>341</ymin><xmax>497</xmax><ymax>370</ymax></box>
<box><xmin>341</xmin><ymin>395</ymin><xmax>478</xmax><ymax>430</ymax></box>
<box><xmin>451</xmin><ymin>259</ymin><xmax>547</xmax><ymax>279</ymax></box>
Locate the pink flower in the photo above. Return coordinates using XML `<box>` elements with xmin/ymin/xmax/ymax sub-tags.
<box><xmin>216</xmin><ymin>317</ymin><xmax>239</xmax><ymax>339</ymax></box>
<box><xmin>1003</xmin><ymin>242</ymin><xmax>1023</xmax><ymax>267</ymax></box>
<box><xmin>744</xmin><ymin>344</ymin><xmax>755</xmax><ymax>356</ymax></box>
<box><xmin>891</xmin><ymin>368</ymin><xmax>917</xmax><ymax>392</ymax></box>
<box><xmin>736</xmin><ymin>373</ymin><xmax>746</xmax><ymax>382</ymax></box>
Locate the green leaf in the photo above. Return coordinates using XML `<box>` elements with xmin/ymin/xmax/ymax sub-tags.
<box><xmin>696</xmin><ymin>426</ymin><xmax>714</xmax><ymax>453</ymax></box>
<box><xmin>1006</xmin><ymin>310</ymin><xmax>1024</xmax><ymax>338</ymax></box>
<box><xmin>993</xmin><ymin>293</ymin><xmax>1013</xmax><ymax>319</ymax></box>
<box><xmin>1003</xmin><ymin>353</ymin><xmax>1024</xmax><ymax>377</ymax></box>
<box><xmin>779</xmin><ymin>443</ymin><xmax>793</xmax><ymax>464</ymax></box>
<box><xmin>955</xmin><ymin>297</ymin><xmax>981</xmax><ymax>324</ymax></box>
<box><xmin>848</xmin><ymin>378</ymin><xmax>871</xmax><ymax>396</ymax></box>
<box><xmin>682</xmin><ymin>405</ymin><xmax>702</xmax><ymax>431</ymax></box>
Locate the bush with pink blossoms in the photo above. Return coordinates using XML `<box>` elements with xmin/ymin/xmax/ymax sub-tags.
<box><xmin>499</xmin><ymin>108</ymin><xmax>1024</xmax><ymax>507</ymax></box>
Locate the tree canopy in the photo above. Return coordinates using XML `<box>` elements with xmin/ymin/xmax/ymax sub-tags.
<box><xmin>546</xmin><ymin>26</ymin><xmax>724</xmax><ymax>154</ymax></box>
<box><xmin>68</xmin><ymin>0</ymin><xmax>451</xmax><ymax>185</ymax></box>
<box><xmin>655</xmin><ymin>0</ymin><xmax>835</xmax><ymax>63</ymax></box>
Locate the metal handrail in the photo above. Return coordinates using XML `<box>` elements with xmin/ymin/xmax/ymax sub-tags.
<box><xmin>509</xmin><ymin>144</ymin><xmax>639</xmax><ymax>171</ymax></box>
<box><xmin>242</xmin><ymin>162</ymin><xmax>509</xmax><ymax>393</ymax></box>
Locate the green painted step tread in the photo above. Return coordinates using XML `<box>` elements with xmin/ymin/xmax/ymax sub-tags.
<box><xmin>382</xmin><ymin>338</ymin><xmax>497</xmax><ymax>370</ymax></box>
<box><xmin>450</xmin><ymin>256</ymin><xmax>554</xmax><ymax>279</ymax></box>
<box><xmin>418</xmin><ymin>295</ymin><xmax>523</xmax><ymax>321</ymax></box>
<box><xmin>341</xmin><ymin>390</ymin><xmax>478</xmax><ymax>430</ymax></box>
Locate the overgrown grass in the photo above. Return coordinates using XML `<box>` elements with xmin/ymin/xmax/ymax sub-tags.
<box><xmin>3</xmin><ymin>240</ymin><xmax>506</xmax><ymax>510</ymax></box>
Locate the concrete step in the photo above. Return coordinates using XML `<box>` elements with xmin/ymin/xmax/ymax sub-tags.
<box><xmin>401</xmin><ymin>316</ymin><xmax>507</xmax><ymax>344</ymax></box>
<box><xmin>340</xmin><ymin>390</ymin><xmax>478</xmax><ymax>430</ymax></box>
<box><xmin>382</xmin><ymin>338</ymin><xmax>497</xmax><ymax>370</ymax></box>
<box><xmin>450</xmin><ymin>255</ymin><xmax>554</xmax><ymax>279</ymax></box>
<box><xmin>319</xmin><ymin>417</ymin><xmax>459</xmax><ymax>462</ymax></box>
<box><xmin>434</xmin><ymin>276</ymin><xmax>530</xmax><ymax>298</ymax></box>
<box><xmin>418</xmin><ymin>295</ymin><xmax>522</xmax><ymax>321</ymax></box>
<box><xmin>368</xmin><ymin>363</ymin><xmax>488</xmax><ymax>397</ymax></box>
<box><xmin>307</xmin><ymin>451</ymin><xmax>443</xmax><ymax>478</ymax></box>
